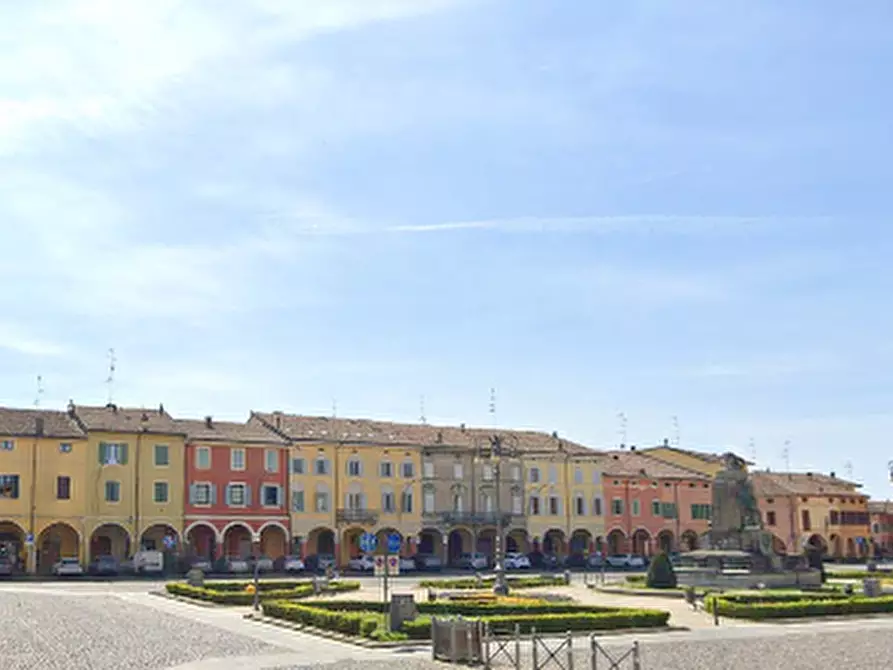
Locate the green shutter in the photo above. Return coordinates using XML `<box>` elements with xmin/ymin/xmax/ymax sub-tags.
<box><xmin>120</xmin><ymin>443</ymin><xmax>128</xmax><ymax>465</ymax></box>
<box><xmin>99</xmin><ymin>442</ymin><xmax>107</xmax><ymax>464</ymax></box>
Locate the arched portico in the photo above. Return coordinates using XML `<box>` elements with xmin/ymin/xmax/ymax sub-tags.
<box><xmin>447</xmin><ymin>528</ymin><xmax>473</xmax><ymax>565</ymax></box>
<box><xmin>221</xmin><ymin>522</ymin><xmax>253</xmax><ymax>559</ymax></box>
<box><xmin>543</xmin><ymin>529</ymin><xmax>566</xmax><ymax>556</ymax></box>
<box><xmin>829</xmin><ymin>534</ymin><xmax>842</xmax><ymax>559</ymax></box>
<box><xmin>259</xmin><ymin>522</ymin><xmax>288</xmax><ymax>559</ymax></box>
<box><xmin>607</xmin><ymin>528</ymin><xmax>626</xmax><ymax>555</ymax></box>
<box><xmin>37</xmin><ymin>522</ymin><xmax>80</xmax><ymax>574</ymax></box>
<box><xmin>307</xmin><ymin>527</ymin><xmax>336</xmax><ymax>557</ymax></box>
<box><xmin>680</xmin><ymin>530</ymin><xmax>699</xmax><ymax>552</ymax></box>
<box><xmin>570</xmin><ymin>529</ymin><xmax>592</xmax><ymax>554</ymax></box>
<box><xmin>0</xmin><ymin>521</ymin><xmax>25</xmax><ymax>570</ymax></box>
<box><xmin>140</xmin><ymin>524</ymin><xmax>178</xmax><ymax>552</ymax></box>
<box><xmin>631</xmin><ymin>528</ymin><xmax>651</xmax><ymax>556</ymax></box>
<box><xmin>657</xmin><ymin>530</ymin><xmax>674</xmax><ymax>553</ymax></box>
<box><xmin>90</xmin><ymin>524</ymin><xmax>131</xmax><ymax>562</ymax></box>
<box><xmin>341</xmin><ymin>527</ymin><xmax>365</xmax><ymax>564</ymax></box>
<box><xmin>185</xmin><ymin>522</ymin><xmax>218</xmax><ymax>559</ymax></box>
<box><xmin>506</xmin><ymin>528</ymin><xmax>529</xmax><ymax>554</ymax></box>
<box><xmin>418</xmin><ymin>528</ymin><xmax>443</xmax><ymax>559</ymax></box>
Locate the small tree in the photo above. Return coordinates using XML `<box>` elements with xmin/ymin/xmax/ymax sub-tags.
<box><xmin>646</xmin><ymin>552</ymin><xmax>677</xmax><ymax>589</ymax></box>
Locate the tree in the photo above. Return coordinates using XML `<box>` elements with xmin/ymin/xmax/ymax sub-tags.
<box><xmin>646</xmin><ymin>552</ymin><xmax>677</xmax><ymax>589</ymax></box>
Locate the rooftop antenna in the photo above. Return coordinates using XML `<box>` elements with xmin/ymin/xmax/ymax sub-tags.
<box><xmin>106</xmin><ymin>348</ymin><xmax>116</xmax><ymax>405</ymax></box>
<box><xmin>844</xmin><ymin>461</ymin><xmax>854</xmax><ymax>480</ymax></box>
<box><xmin>748</xmin><ymin>437</ymin><xmax>756</xmax><ymax>465</ymax></box>
<box><xmin>782</xmin><ymin>440</ymin><xmax>791</xmax><ymax>472</ymax></box>
<box><xmin>331</xmin><ymin>398</ymin><xmax>337</xmax><ymax>419</ymax></box>
<box><xmin>672</xmin><ymin>415</ymin><xmax>680</xmax><ymax>447</ymax></box>
<box><xmin>34</xmin><ymin>375</ymin><xmax>44</xmax><ymax>408</ymax></box>
<box><xmin>419</xmin><ymin>395</ymin><xmax>427</xmax><ymax>425</ymax></box>
<box><xmin>618</xmin><ymin>412</ymin><xmax>628</xmax><ymax>448</ymax></box>
<box><xmin>489</xmin><ymin>387</ymin><xmax>497</xmax><ymax>427</ymax></box>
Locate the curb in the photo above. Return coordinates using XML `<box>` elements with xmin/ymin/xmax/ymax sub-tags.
<box><xmin>150</xmin><ymin>591</ymin><xmax>230</xmax><ymax>609</ymax></box>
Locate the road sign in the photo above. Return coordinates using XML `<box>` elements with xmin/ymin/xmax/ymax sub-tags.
<box><xmin>360</xmin><ymin>533</ymin><xmax>378</xmax><ymax>553</ymax></box>
<box><xmin>387</xmin><ymin>533</ymin><xmax>402</xmax><ymax>554</ymax></box>
<box><xmin>373</xmin><ymin>555</ymin><xmax>386</xmax><ymax>576</ymax></box>
<box><xmin>163</xmin><ymin>535</ymin><xmax>177</xmax><ymax>550</ymax></box>
<box><xmin>387</xmin><ymin>555</ymin><xmax>400</xmax><ymax>576</ymax></box>
<box><xmin>24</xmin><ymin>533</ymin><xmax>33</xmax><ymax>546</ymax></box>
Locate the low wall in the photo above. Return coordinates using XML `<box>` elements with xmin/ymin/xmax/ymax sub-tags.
<box><xmin>676</xmin><ymin>568</ymin><xmax>822</xmax><ymax>590</ymax></box>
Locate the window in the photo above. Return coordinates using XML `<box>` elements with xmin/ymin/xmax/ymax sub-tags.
<box><xmin>265</xmin><ymin>449</ymin><xmax>279</xmax><ymax>473</ymax></box>
<box><xmin>99</xmin><ymin>442</ymin><xmax>127</xmax><ymax>465</ymax></box>
<box><xmin>574</xmin><ymin>467</ymin><xmax>583</xmax><ymax>484</ymax></box>
<box><xmin>529</xmin><ymin>495</ymin><xmax>541</xmax><ymax>515</ymax></box>
<box><xmin>105</xmin><ymin>481</ymin><xmax>120</xmax><ymax>502</ymax></box>
<box><xmin>548</xmin><ymin>465</ymin><xmax>557</xmax><ymax>483</ymax></box>
<box><xmin>315</xmin><ymin>489</ymin><xmax>329</xmax><ymax>512</ymax></box>
<box><xmin>632</xmin><ymin>499</ymin><xmax>641</xmax><ymax>516</ymax></box>
<box><xmin>592</xmin><ymin>470</ymin><xmax>601</xmax><ymax>484</ymax></box>
<box><xmin>154</xmin><ymin>444</ymin><xmax>169</xmax><ymax>467</ymax></box>
<box><xmin>690</xmin><ymin>504</ymin><xmax>712</xmax><ymax>520</ymax></box>
<box><xmin>593</xmin><ymin>497</ymin><xmax>603</xmax><ymax>516</ymax></box>
<box><xmin>380</xmin><ymin>461</ymin><xmax>393</xmax><ymax>478</ymax></box>
<box><xmin>292</xmin><ymin>489</ymin><xmax>305</xmax><ymax>512</ymax></box>
<box><xmin>59</xmin><ymin>443</ymin><xmax>72</xmax><ymax>454</ymax></box>
<box><xmin>423</xmin><ymin>460</ymin><xmax>434</xmax><ymax>478</ymax></box>
<box><xmin>482</xmin><ymin>464</ymin><xmax>494</xmax><ymax>481</ymax></box>
<box><xmin>424</xmin><ymin>489</ymin><xmax>435</xmax><ymax>513</ymax></box>
<box><xmin>401</xmin><ymin>490</ymin><xmax>413</xmax><ymax>513</ymax></box>
<box><xmin>0</xmin><ymin>440</ymin><xmax>14</xmax><ymax>451</ymax></box>
<box><xmin>315</xmin><ymin>457</ymin><xmax>330</xmax><ymax>475</ymax></box>
<box><xmin>611</xmin><ymin>498</ymin><xmax>624</xmax><ymax>515</ymax></box>
<box><xmin>510</xmin><ymin>464</ymin><xmax>521</xmax><ymax>481</ymax></box>
<box><xmin>195</xmin><ymin>447</ymin><xmax>211</xmax><ymax>470</ymax></box>
<box><xmin>801</xmin><ymin>509</ymin><xmax>811</xmax><ymax>531</ymax></box>
<box><xmin>652</xmin><ymin>500</ymin><xmax>661</xmax><ymax>517</ymax></box>
<box><xmin>482</xmin><ymin>493</ymin><xmax>494</xmax><ymax>513</ymax></box>
<box><xmin>262</xmin><ymin>484</ymin><xmax>282</xmax><ymax>506</ymax></box>
<box><xmin>227</xmin><ymin>483</ymin><xmax>247</xmax><ymax>506</ymax></box>
<box><xmin>56</xmin><ymin>476</ymin><xmax>71</xmax><ymax>500</ymax></box>
<box><xmin>766</xmin><ymin>510</ymin><xmax>777</xmax><ymax>526</ymax></box>
<box><xmin>348</xmin><ymin>459</ymin><xmax>362</xmax><ymax>477</ymax></box>
<box><xmin>292</xmin><ymin>458</ymin><xmax>306</xmax><ymax>474</ymax></box>
<box><xmin>529</xmin><ymin>467</ymin><xmax>540</xmax><ymax>483</ymax></box>
<box><xmin>549</xmin><ymin>496</ymin><xmax>560</xmax><ymax>516</ymax></box>
<box><xmin>575</xmin><ymin>496</ymin><xmax>585</xmax><ymax>515</ymax></box>
<box><xmin>829</xmin><ymin>510</ymin><xmax>840</xmax><ymax>525</ymax></box>
<box><xmin>346</xmin><ymin>492</ymin><xmax>365</xmax><ymax>510</ymax></box>
<box><xmin>231</xmin><ymin>448</ymin><xmax>246</xmax><ymax>471</ymax></box>
<box><xmin>512</xmin><ymin>492</ymin><xmax>523</xmax><ymax>515</ymax></box>
<box><xmin>453</xmin><ymin>462</ymin><xmax>464</xmax><ymax>479</ymax></box>
<box><xmin>452</xmin><ymin>493</ymin><xmax>464</xmax><ymax>512</ymax></box>
<box><xmin>402</xmin><ymin>461</ymin><xmax>414</xmax><ymax>478</ymax></box>
<box><xmin>192</xmin><ymin>483</ymin><xmax>212</xmax><ymax>505</ymax></box>
<box><xmin>382</xmin><ymin>491</ymin><xmax>395</xmax><ymax>513</ymax></box>
<box><xmin>660</xmin><ymin>502</ymin><xmax>678</xmax><ymax>519</ymax></box>
<box><xmin>153</xmin><ymin>481</ymin><xmax>169</xmax><ymax>503</ymax></box>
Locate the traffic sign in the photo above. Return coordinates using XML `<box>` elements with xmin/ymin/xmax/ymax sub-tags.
<box><xmin>163</xmin><ymin>535</ymin><xmax>177</xmax><ymax>550</ymax></box>
<box><xmin>24</xmin><ymin>533</ymin><xmax>33</xmax><ymax>546</ymax></box>
<box><xmin>373</xmin><ymin>555</ymin><xmax>386</xmax><ymax>576</ymax></box>
<box><xmin>387</xmin><ymin>555</ymin><xmax>400</xmax><ymax>576</ymax></box>
<box><xmin>360</xmin><ymin>533</ymin><xmax>378</xmax><ymax>553</ymax></box>
<box><xmin>387</xmin><ymin>533</ymin><xmax>402</xmax><ymax>554</ymax></box>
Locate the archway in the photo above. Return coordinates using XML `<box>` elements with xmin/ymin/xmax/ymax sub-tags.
<box><xmin>829</xmin><ymin>534</ymin><xmax>842</xmax><ymax>559</ymax></box>
<box><xmin>140</xmin><ymin>524</ymin><xmax>178</xmax><ymax>552</ymax></box>
<box><xmin>90</xmin><ymin>524</ymin><xmax>131</xmax><ymax>562</ymax></box>
<box><xmin>804</xmin><ymin>534</ymin><xmax>828</xmax><ymax>555</ymax></box>
<box><xmin>846</xmin><ymin>537</ymin><xmax>856</xmax><ymax>558</ymax></box>
<box><xmin>418</xmin><ymin>528</ymin><xmax>443</xmax><ymax>559</ymax></box>
<box><xmin>0</xmin><ymin>521</ymin><xmax>25</xmax><ymax>571</ymax></box>
<box><xmin>342</xmin><ymin>527</ymin><xmax>365</xmax><ymax>564</ymax></box>
<box><xmin>607</xmin><ymin>529</ymin><xmax>626</xmax><ymax>555</ymax></box>
<box><xmin>772</xmin><ymin>535</ymin><xmax>787</xmax><ymax>555</ymax></box>
<box><xmin>447</xmin><ymin>528</ymin><xmax>472</xmax><ymax>565</ymax></box>
<box><xmin>185</xmin><ymin>523</ymin><xmax>218</xmax><ymax>560</ymax></box>
<box><xmin>631</xmin><ymin>528</ymin><xmax>651</xmax><ymax>556</ymax></box>
<box><xmin>594</xmin><ymin>536</ymin><xmax>605</xmax><ymax>553</ymax></box>
<box><xmin>543</xmin><ymin>529</ymin><xmax>566</xmax><ymax>556</ymax></box>
<box><xmin>37</xmin><ymin>523</ymin><xmax>79</xmax><ymax>574</ymax></box>
<box><xmin>570</xmin><ymin>529</ymin><xmax>593</xmax><ymax>554</ymax></box>
<box><xmin>680</xmin><ymin>530</ymin><xmax>699</xmax><ymax>552</ymax></box>
<box><xmin>657</xmin><ymin>530</ymin><xmax>674</xmax><ymax>553</ymax></box>
<box><xmin>308</xmin><ymin>527</ymin><xmax>335</xmax><ymax>557</ymax></box>
<box><xmin>259</xmin><ymin>523</ymin><xmax>288</xmax><ymax>560</ymax></box>
<box><xmin>222</xmin><ymin>522</ymin><xmax>253</xmax><ymax>559</ymax></box>
<box><xmin>506</xmin><ymin>528</ymin><xmax>529</xmax><ymax>554</ymax></box>
<box><xmin>375</xmin><ymin>528</ymin><xmax>402</xmax><ymax>556</ymax></box>
<box><xmin>477</xmin><ymin>528</ymin><xmax>497</xmax><ymax>560</ymax></box>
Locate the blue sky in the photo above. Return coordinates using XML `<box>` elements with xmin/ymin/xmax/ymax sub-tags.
<box><xmin>2</xmin><ymin>1</ymin><xmax>892</xmax><ymax>496</ymax></box>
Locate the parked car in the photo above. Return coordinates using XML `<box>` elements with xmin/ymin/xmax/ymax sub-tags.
<box><xmin>188</xmin><ymin>557</ymin><xmax>212</xmax><ymax>573</ymax></box>
<box><xmin>348</xmin><ymin>555</ymin><xmax>376</xmax><ymax>572</ymax></box>
<box><xmin>0</xmin><ymin>556</ymin><xmax>14</xmax><ymax>577</ymax></box>
<box><xmin>563</xmin><ymin>553</ymin><xmax>588</xmax><ymax>569</ymax></box>
<box><xmin>307</xmin><ymin>554</ymin><xmax>336</xmax><ymax>573</ymax></box>
<box><xmin>88</xmin><ymin>555</ymin><xmax>119</xmax><ymax>576</ymax></box>
<box><xmin>413</xmin><ymin>554</ymin><xmax>443</xmax><ymax>571</ymax></box>
<box><xmin>587</xmin><ymin>553</ymin><xmax>605</xmax><ymax>569</ymax></box>
<box><xmin>457</xmin><ymin>553</ymin><xmax>489</xmax><ymax>570</ymax></box>
<box><xmin>52</xmin><ymin>557</ymin><xmax>84</xmax><ymax>577</ymax></box>
<box><xmin>133</xmin><ymin>550</ymin><xmax>164</xmax><ymax>575</ymax></box>
<box><xmin>224</xmin><ymin>557</ymin><xmax>250</xmax><ymax>574</ymax></box>
<box><xmin>250</xmin><ymin>555</ymin><xmax>274</xmax><ymax>573</ymax></box>
<box><xmin>281</xmin><ymin>555</ymin><xmax>305</xmax><ymax>573</ymax></box>
<box><xmin>605</xmin><ymin>554</ymin><xmax>646</xmax><ymax>570</ymax></box>
<box><xmin>504</xmin><ymin>552</ymin><xmax>531</xmax><ymax>570</ymax></box>
<box><xmin>399</xmin><ymin>557</ymin><xmax>417</xmax><ymax>572</ymax></box>
<box><xmin>527</xmin><ymin>552</ymin><xmax>560</xmax><ymax>570</ymax></box>
<box><xmin>628</xmin><ymin>555</ymin><xmax>646</xmax><ymax>569</ymax></box>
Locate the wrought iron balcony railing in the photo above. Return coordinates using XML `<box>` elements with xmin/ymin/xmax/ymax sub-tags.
<box><xmin>423</xmin><ymin>511</ymin><xmax>523</xmax><ymax>527</ymax></box>
<box><xmin>336</xmin><ymin>509</ymin><xmax>380</xmax><ymax>525</ymax></box>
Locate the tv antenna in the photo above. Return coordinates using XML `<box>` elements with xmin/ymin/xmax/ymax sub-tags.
<box><xmin>782</xmin><ymin>440</ymin><xmax>791</xmax><ymax>472</ymax></box>
<box><xmin>34</xmin><ymin>375</ymin><xmax>44</xmax><ymax>408</ymax></box>
<box><xmin>672</xmin><ymin>415</ymin><xmax>680</xmax><ymax>446</ymax></box>
<box><xmin>489</xmin><ymin>387</ymin><xmax>497</xmax><ymax>426</ymax></box>
<box><xmin>419</xmin><ymin>395</ymin><xmax>427</xmax><ymax>425</ymax></box>
<box><xmin>844</xmin><ymin>461</ymin><xmax>854</xmax><ymax>480</ymax></box>
<box><xmin>748</xmin><ymin>437</ymin><xmax>756</xmax><ymax>464</ymax></box>
<box><xmin>106</xmin><ymin>348</ymin><xmax>116</xmax><ymax>405</ymax></box>
<box><xmin>618</xmin><ymin>412</ymin><xmax>628</xmax><ymax>448</ymax></box>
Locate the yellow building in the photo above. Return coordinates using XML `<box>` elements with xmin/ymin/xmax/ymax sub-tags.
<box><xmin>0</xmin><ymin>408</ymin><xmax>88</xmax><ymax>573</ymax></box>
<box><xmin>71</xmin><ymin>403</ymin><xmax>186</xmax><ymax>563</ymax></box>
<box><xmin>640</xmin><ymin>443</ymin><xmax>743</xmax><ymax>477</ymax></box>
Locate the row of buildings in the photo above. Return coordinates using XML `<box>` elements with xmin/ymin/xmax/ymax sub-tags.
<box><xmin>0</xmin><ymin>402</ymin><xmax>886</xmax><ymax>573</ymax></box>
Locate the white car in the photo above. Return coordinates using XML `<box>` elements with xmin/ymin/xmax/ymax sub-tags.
<box><xmin>283</xmin><ymin>556</ymin><xmax>305</xmax><ymax>573</ymax></box>
<box><xmin>226</xmin><ymin>557</ymin><xmax>250</xmax><ymax>574</ymax></box>
<box><xmin>133</xmin><ymin>550</ymin><xmax>164</xmax><ymax>574</ymax></box>
<box><xmin>399</xmin><ymin>557</ymin><xmax>416</xmax><ymax>572</ymax></box>
<box><xmin>605</xmin><ymin>554</ymin><xmax>646</xmax><ymax>569</ymax></box>
<box><xmin>503</xmin><ymin>552</ymin><xmax>531</xmax><ymax>570</ymax></box>
<box><xmin>348</xmin><ymin>555</ymin><xmax>376</xmax><ymax>572</ymax></box>
<box><xmin>458</xmin><ymin>553</ymin><xmax>489</xmax><ymax>570</ymax></box>
<box><xmin>52</xmin><ymin>557</ymin><xmax>84</xmax><ymax>577</ymax></box>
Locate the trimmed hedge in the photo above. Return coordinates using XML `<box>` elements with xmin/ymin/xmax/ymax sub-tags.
<box><xmin>262</xmin><ymin>601</ymin><xmax>382</xmax><ymax>637</ymax></box>
<box><xmin>419</xmin><ymin>575</ymin><xmax>568</xmax><ymax>590</ymax></box>
<box><xmin>200</xmin><ymin>579</ymin><xmax>313</xmax><ymax>592</ymax></box>
<box><xmin>705</xmin><ymin>593</ymin><xmax>893</xmax><ymax>620</ymax></box>
<box><xmin>302</xmin><ymin>599</ymin><xmax>629</xmax><ymax>617</ymax></box>
<box><xmin>826</xmin><ymin>570</ymin><xmax>893</xmax><ymax>581</ymax></box>
<box><xmin>165</xmin><ymin>580</ymin><xmax>360</xmax><ymax>605</ymax></box>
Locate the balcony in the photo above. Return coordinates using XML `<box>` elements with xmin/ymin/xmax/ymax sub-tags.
<box><xmin>336</xmin><ymin>509</ymin><xmax>380</xmax><ymax>525</ymax></box>
<box><xmin>424</xmin><ymin>511</ymin><xmax>523</xmax><ymax>527</ymax></box>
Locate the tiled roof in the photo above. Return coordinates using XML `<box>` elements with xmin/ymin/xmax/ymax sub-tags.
<box><xmin>0</xmin><ymin>408</ymin><xmax>86</xmax><ymax>439</ymax></box>
<box><xmin>71</xmin><ymin>403</ymin><xmax>183</xmax><ymax>435</ymax></box>
<box><xmin>250</xmin><ymin>412</ymin><xmax>593</xmax><ymax>454</ymax></box>
<box><xmin>750</xmin><ymin>471</ymin><xmax>864</xmax><ymax>498</ymax></box>
<box><xmin>640</xmin><ymin>445</ymin><xmax>752</xmax><ymax>465</ymax></box>
<box><xmin>596</xmin><ymin>450</ymin><xmax>710</xmax><ymax>480</ymax></box>
<box><xmin>176</xmin><ymin>418</ymin><xmax>288</xmax><ymax>445</ymax></box>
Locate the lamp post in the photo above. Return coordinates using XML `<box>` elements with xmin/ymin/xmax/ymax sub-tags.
<box><xmin>488</xmin><ymin>435</ymin><xmax>509</xmax><ymax>596</ymax></box>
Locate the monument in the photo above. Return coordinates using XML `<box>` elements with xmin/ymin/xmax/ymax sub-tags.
<box><xmin>675</xmin><ymin>453</ymin><xmax>820</xmax><ymax>589</ymax></box>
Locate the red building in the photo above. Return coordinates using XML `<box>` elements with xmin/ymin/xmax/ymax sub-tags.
<box><xmin>180</xmin><ymin>417</ymin><xmax>290</xmax><ymax>562</ymax></box>
<box><xmin>869</xmin><ymin>500</ymin><xmax>893</xmax><ymax>558</ymax></box>
<box><xmin>599</xmin><ymin>450</ymin><xmax>712</xmax><ymax>555</ymax></box>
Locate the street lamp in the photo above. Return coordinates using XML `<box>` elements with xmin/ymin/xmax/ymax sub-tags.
<box><xmin>484</xmin><ymin>434</ymin><xmax>513</xmax><ymax>596</ymax></box>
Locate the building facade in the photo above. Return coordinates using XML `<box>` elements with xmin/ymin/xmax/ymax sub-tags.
<box><xmin>869</xmin><ymin>501</ymin><xmax>893</xmax><ymax>557</ymax></box>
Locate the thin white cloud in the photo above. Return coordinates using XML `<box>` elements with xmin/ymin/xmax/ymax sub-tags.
<box><xmin>685</xmin><ymin>352</ymin><xmax>846</xmax><ymax>379</ymax></box>
<box><xmin>0</xmin><ymin>324</ymin><xmax>66</xmax><ymax>357</ymax></box>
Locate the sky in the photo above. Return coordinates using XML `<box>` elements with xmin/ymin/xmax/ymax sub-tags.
<box><xmin>2</xmin><ymin>1</ymin><xmax>892</xmax><ymax>496</ymax></box>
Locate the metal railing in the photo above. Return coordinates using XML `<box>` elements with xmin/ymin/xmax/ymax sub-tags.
<box><xmin>335</xmin><ymin>509</ymin><xmax>380</xmax><ymax>525</ymax></box>
<box><xmin>425</xmin><ymin>511</ymin><xmax>522</xmax><ymax>527</ymax></box>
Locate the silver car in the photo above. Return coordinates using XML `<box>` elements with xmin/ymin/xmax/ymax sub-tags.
<box><xmin>53</xmin><ymin>557</ymin><xmax>84</xmax><ymax>577</ymax></box>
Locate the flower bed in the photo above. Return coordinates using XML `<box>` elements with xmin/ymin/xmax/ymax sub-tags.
<box><xmin>418</xmin><ymin>575</ymin><xmax>568</xmax><ymax>590</ymax></box>
<box><xmin>165</xmin><ymin>579</ymin><xmax>360</xmax><ymax>605</ymax></box>
<box><xmin>705</xmin><ymin>592</ymin><xmax>893</xmax><ymax>620</ymax></box>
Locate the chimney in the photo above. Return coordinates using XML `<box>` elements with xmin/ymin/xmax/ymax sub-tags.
<box><xmin>807</xmin><ymin>472</ymin><xmax>813</xmax><ymax>477</ymax></box>
<box><xmin>141</xmin><ymin>412</ymin><xmax>150</xmax><ymax>422</ymax></box>
<box><xmin>158</xmin><ymin>403</ymin><xmax>165</xmax><ymax>415</ymax></box>
<box><xmin>460</xmin><ymin>423</ymin><xmax>466</xmax><ymax>432</ymax></box>
<box><xmin>830</xmin><ymin>471</ymin><xmax>836</xmax><ymax>478</ymax></box>
<box><xmin>67</xmin><ymin>400</ymin><xmax>75</xmax><ymax>417</ymax></box>
<box><xmin>551</xmin><ymin>431</ymin><xmax>559</xmax><ymax>439</ymax></box>
<box><xmin>630</xmin><ymin>445</ymin><xmax>637</xmax><ymax>452</ymax></box>
<box><xmin>436</xmin><ymin>431</ymin><xmax>443</xmax><ymax>444</ymax></box>
<box><xmin>205</xmin><ymin>416</ymin><xmax>213</xmax><ymax>429</ymax></box>
<box><xmin>663</xmin><ymin>438</ymin><xmax>669</xmax><ymax>447</ymax></box>
<box><xmin>35</xmin><ymin>417</ymin><xmax>45</xmax><ymax>437</ymax></box>
<box><xmin>275</xmin><ymin>415</ymin><xmax>282</xmax><ymax>429</ymax></box>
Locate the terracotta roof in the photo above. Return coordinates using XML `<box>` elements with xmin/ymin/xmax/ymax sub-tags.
<box><xmin>0</xmin><ymin>408</ymin><xmax>86</xmax><ymax>439</ymax></box>
<box><xmin>176</xmin><ymin>417</ymin><xmax>288</xmax><ymax>445</ymax></box>
<box><xmin>750</xmin><ymin>471</ymin><xmax>864</xmax><ymax>498</ymax></box>
<box><xmin>596</xmin><ymin>450</ymin><xmax>710</xmax><ymax>480</ymax></box>
<box><xmin>250</xmin><ymin>412</ymin><xmax>593</xmax><ymax>454</ymax></box>
<box><xmin>71</xmin><ymin>403</ymin><xmax>183</xmax><ymax>435</ymax></box>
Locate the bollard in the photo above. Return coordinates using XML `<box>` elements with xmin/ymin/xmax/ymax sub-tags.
<box><xmin>515</xmin><ymin>623</ymin><xmax>522</xmax><ymax>670</ymax></box>
<box><xmin>589</xmin><ymin>634</ymin><xmax>597</xmax><ymax>670</ymax></box>
<box><xmin>566</xmin><ymin>631</ymin><xmax>574</xmax><ymax>670</ymax></box>
<box><xmin>431</xmin><ymin>617</ymin><xmax>437</xmax><ymax>661</ymax></box>
<box><xmin>713</xmin><ymin>602</ymin><xmax>719</xmax><ymax>627</ymax></box>
<box><xmin>531</xmin><ymin>626</ymin><xmax>538</xmax><ymax>670</ymax></box>
<box><xmin>632</xmin><ymin>641</ymin><xmax>641</xmax><ymax>670</ymax></box>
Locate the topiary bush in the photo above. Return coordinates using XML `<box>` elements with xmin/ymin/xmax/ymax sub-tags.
<box><xmin>645</xmin><ymin>552</ymin><xmax>677</xmax><ymax>589</ymax></box>
<box><xmin>165</xmin><ymin>580</ymin><xmax>360</xmax><ymax>605</ymax></box>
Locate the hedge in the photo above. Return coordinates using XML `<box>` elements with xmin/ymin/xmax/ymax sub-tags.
<box><xmin>201</xmin><ymin>579</ymin><xmax>313</xmax><ymax>593</ymax></box>
<box><xmin>705</xmin><ymin>594</ymin><xmax>893</xmax><ymax>620</ymax></box>
<box><xmin>262</xmin><ymin>601</ymin><xmax>382</xmax><ymax>637</ymax></box>
<box><xmin>302</xmin><ymin>599</ymin><xmax>628</xmax><ymax>617</ymax></box>
<box><xmin>826</xmin><ymin>570</ymin><xmax>893</xmax><ymax>581</ymax></box>
<box><xmin>165</xmin><ymin>580</ymin><xmax>360</xmax><ymax>605</ymax></box>
<box><xmin>418</xmin><ymin>575</ymin><xmax>568</xmax><ymax>590</ymax></box>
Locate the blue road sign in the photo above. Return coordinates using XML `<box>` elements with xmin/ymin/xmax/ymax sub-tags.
<box><xmin>387</xmin><ymin>533</ymin><xmax>402</xmax><ymax>554</ymax></box>
<box><xmin>359</xmin><ymin>533</ymin><xmax>377</xmax><ymax>553</ymax></box>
